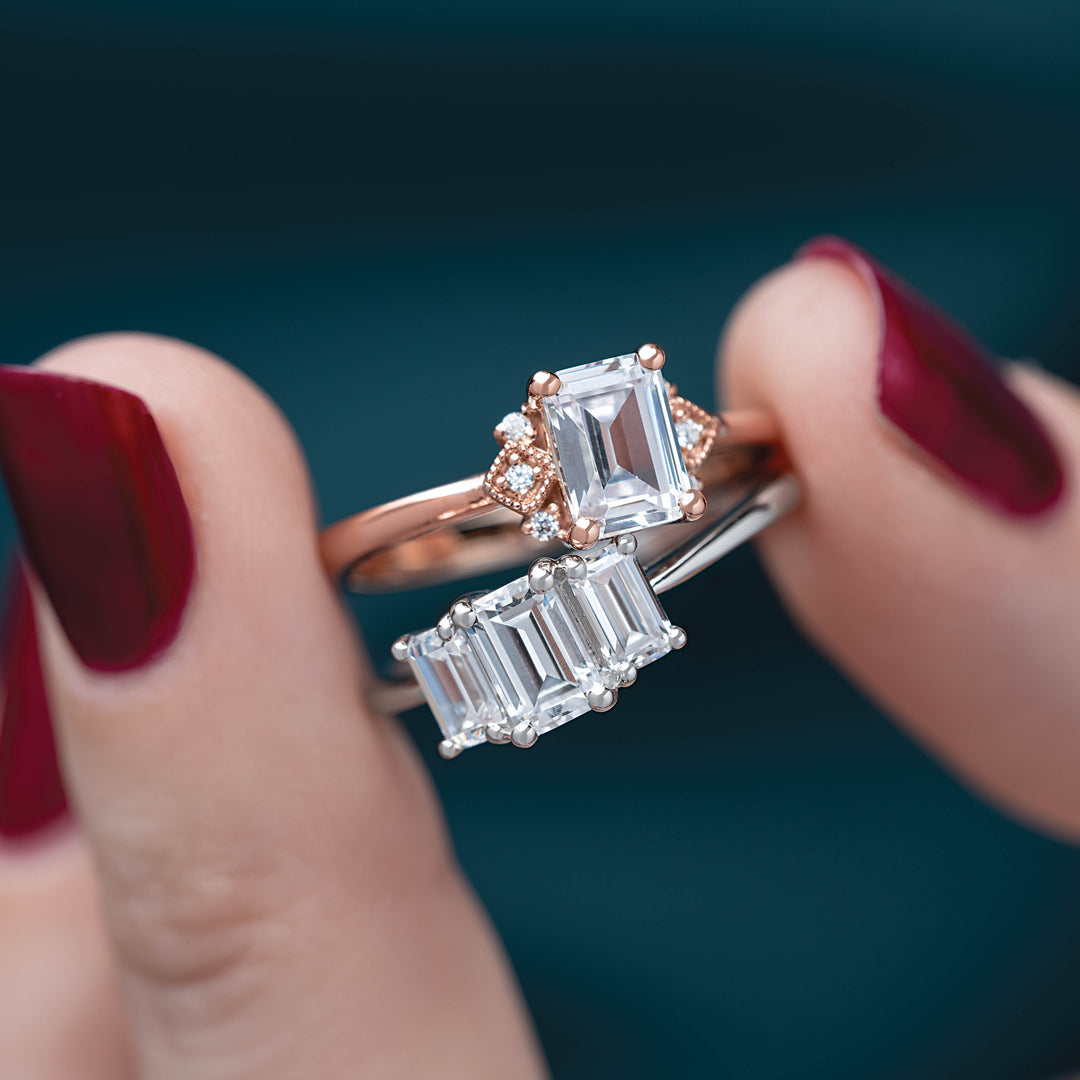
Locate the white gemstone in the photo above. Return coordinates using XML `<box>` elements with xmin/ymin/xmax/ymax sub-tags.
<box><xmin>542</xmin><ymin>353</ymin><xmax>690</xmax><ymax>536</ymax></box>
<box><xmin>529</xmin><ymin>510</ymin><xmax>559</xmax><ymax>541</ymax></box>
<box><xmin>675</xmin><ymin>418</ymin><xmax>704</xmax><ymax>450</ymax></box>
<box><xmin>408</xmin><ymin>541</ymin><xmax>680</xmax><ymax>752</ymax></box>
<box><xmin>407</xmin><ymin>629</ymin><xmax>502</xmax><ymax>751</ymax></box>
<box><xmin>561</xmin><ymin>543</ymin><xmax>673</xmax><ymax>671</ymax></box>
<box><xmin>496</xmin><ymin>412</ymin><xmax>533</xmax><ymax>442</ymax></box>
<box><xmin>505</xmin><ymin>463</ymin><xmax>537</xmax><ymax>493</ymax></box>
<box><xmin>470</xmin><ymin>577</ymin><xmax>598</xmax><ymax>734</ymax></box>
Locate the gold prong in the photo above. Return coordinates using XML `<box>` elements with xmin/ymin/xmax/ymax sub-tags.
<box><xmin>636</xmin><ymin>343</ymin><xmax>666</xmax><ymax>370</ymax></box>
<box><xmin>679</xmin><ymin>490</ymin><xmax>706</xmax><ymax>521</ymax></box>
<box><xmin>568</xmin><ymin>517</ymin><xmax>601</xmax><ymax>550</ymax></box>
<box><xmin>528</xmin><ymin>370</ymin><xmax>562</xmax><ymax>398</ymax></box>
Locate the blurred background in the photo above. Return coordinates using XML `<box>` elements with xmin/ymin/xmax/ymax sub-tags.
<box><xmin>2</xmin><ymin>1</ymin><xmax>1080</xmax><ymax>1076</ymax></box>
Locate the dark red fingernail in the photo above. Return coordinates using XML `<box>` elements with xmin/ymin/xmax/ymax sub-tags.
<box><xmin>797</xmin><ymin>236</ymin><xmax>1065</xmax><ymax>517</ymax></box>
<box><xmin>0</xmin><ymin>367</ymin><xmax>195</xmax><ymax>671</ymax></box>
<box><xmin>0</xmin><ymin>562</ymin><xmax>67</xmax><ymax>839</ymax></box>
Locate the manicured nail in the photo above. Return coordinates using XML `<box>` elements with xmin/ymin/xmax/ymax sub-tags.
<box><xmin>797</xmin><ymin>236</ymin><xmax>1064</xmax><ymax>517</ymax></box>
<box><xmin>0</xmin><ymin>563</ymin><xmax>67</xmax><ymax>838</ymax></box>
<box><xmin>0</xmin><ymin>368</ymin><xmax>195</xmax><ymax>671</ymax></box>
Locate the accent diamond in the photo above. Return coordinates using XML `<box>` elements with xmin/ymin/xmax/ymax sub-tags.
<box><xmin>542</xmin><ymin>353</ymin><xmax>690</xmax><ymax>536</ymax></box>
<box><xmin>675</xmin><ymin>418</ymin><xmax>704</xmax><ymax>450</ymax></box>
<box><xmin>505</xmin><ymin>463</ymin><xmax>537</xmax><ymax>493</ymax></box>
<box><xmin>528</xmin><ymin>510</ymin><xmax>559</xmax><ymax>541</ymax></box>
<box><xmin>496</xmin><ymin>412</ymin><xmax>533</xmax><ymax>443</ymax></box>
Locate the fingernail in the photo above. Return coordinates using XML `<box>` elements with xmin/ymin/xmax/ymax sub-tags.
<box><xmin>0</xmin><ymin>367</ymin><xmax>195</xmax><ymax>670</ymax></box>
<box><xmin>796</xmin><ymin>236</ymin><xmax>1065</xmax><ymax>517</ymax></box>
<box><xmin>0</xmin><ymin>563</ymin><xmax>67</xmax><ymax>838</ymax></box>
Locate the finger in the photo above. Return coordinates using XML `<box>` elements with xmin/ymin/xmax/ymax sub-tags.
<box><xmin>0</xmin><ymin>837</ymin><xmax>131</xmax><ymax>1078</ymax></box>
<box><xmin>0</xmin><ymin>336</ymin><xmax>545</xmax><ymax>1078</ymax></box>
<box><xmin>0</xmin><ymin>566</ymin><xmax>129</xmax><ymax>1078</ymax></box>
<box><xmin>718</xmin><ymin>239</ymin><xmax>1080</xmax><ymax>840</ymax></box>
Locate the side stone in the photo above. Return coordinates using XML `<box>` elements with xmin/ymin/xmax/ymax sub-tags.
<box><xmin>562</xmin><ymin>545</ymin><xmax>673</xmax><ymax>670</ymax></box>
<box><xmin>406</xmin><ymin>543</ymin><xmax>677</xmax><ymax>752</ymax></box>
<box><xmin>470</xmin><ymin>577</ymin><xmax>600</xmax><ymax>735</ymax></box>
<box><xmin>406</xmin><ymin>628</ymin><xmax>501</xmax><ymax>750</ymax></box>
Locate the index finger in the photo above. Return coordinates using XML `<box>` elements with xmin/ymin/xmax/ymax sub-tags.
<box><xmin>719</xmin><ymin>241</ymin><xmax>1080</xmax><ymax>840</ymax></box>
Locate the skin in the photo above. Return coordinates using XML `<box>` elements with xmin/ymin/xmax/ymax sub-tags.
<box><xmin>1</xmin><ymin>256</ymin><xmax>1078</xmax><ymax>1075</ymax></box>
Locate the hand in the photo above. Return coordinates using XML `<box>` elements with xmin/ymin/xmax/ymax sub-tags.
<box><xmin>0</xmin><ymin>238</ymin><xmax>1075</xmax><ymax>1076</ymax></box>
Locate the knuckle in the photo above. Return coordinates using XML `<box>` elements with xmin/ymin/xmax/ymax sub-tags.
<box><xmin>101</xmin><ymin>838</ymin><xmax>287</xmax><ymax>1028</ymax></box>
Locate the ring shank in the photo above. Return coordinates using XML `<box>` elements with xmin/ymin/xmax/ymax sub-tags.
<box><xmin>321</xmin><ymin>408</ymin><xmax>786</xmax><ymax>593</ymax></box>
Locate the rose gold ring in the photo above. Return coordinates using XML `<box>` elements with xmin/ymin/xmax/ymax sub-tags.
<box><xmin>321</xmin><ymin>345</ymin><xmax>788</xmax><ymax>595</ymax></box>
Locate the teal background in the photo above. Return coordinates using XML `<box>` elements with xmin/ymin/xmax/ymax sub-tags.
<box><xmin>2</xmin><ymin>2</ymin><xmax>1080</xmax><ymax>1076</ymax></box>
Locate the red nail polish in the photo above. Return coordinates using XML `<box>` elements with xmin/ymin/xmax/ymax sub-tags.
<box><xmin>0</xmin><ymin>563</ymin><xmax>67</xmax><ymax>839</ymax></box>
<box><xmin>797</xmin><ymin>236</ymin><xmax>1064</xmax><ymax>517</ymax></box>
<box><xmin>0</xmin><ymin>368</ymin><xmax>195</xmax><ymax>671</ymax></box>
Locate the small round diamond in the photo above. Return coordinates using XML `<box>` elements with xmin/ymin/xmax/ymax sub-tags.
<box><xmin>505</xmin><ymin>463</ymin><xmax>537</xmax><ymax>493</ymax></box>
<box><xmin>496</xmin><ymin>412</ymin><xmax>533</xmax><ymax>443</ymax></box>
<box><xmin>529</xmin><ymin>510</ymin><xmax>559</xmax><ymax>541</ymax></box>
<box><xmin>675</xmin><ymin>418</ymin><xmax>704</xmax><ymax>450</ymax></box>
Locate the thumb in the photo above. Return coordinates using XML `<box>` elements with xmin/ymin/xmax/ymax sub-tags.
<box><xmin>0</xmin><ymin>334</ymin><xmax>545</xmax><ymax>1078</ymax></box>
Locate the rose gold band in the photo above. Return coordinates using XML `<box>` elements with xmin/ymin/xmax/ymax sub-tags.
<box><xmin>320</xmin><ymin>407</ymin><xmax>785</xmax><ymax>593</ymax></box>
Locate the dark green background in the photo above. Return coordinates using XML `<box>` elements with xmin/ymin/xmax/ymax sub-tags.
<box><xmin>3</xmin><ymin>2</ymin><xmax>1080</xmax><ymax>1076</ymax></box>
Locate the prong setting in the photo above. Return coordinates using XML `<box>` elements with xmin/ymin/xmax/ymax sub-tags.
<box><xmin>587</xmin><ymin>686</ymin><xmax>618</xmax><ymax>712</ymax></box>
<box><xmin>450</xmin><ymin>599</ymin><xmax>476</xmax><ymax>629</ymax></box>
<box><xmin>527</xmin><ymin>558</ymin><xmax>556</xmax><ymax>593</ymax></box>
<box><xmin>511</xmin><ymin>721</ymin><xmax>539</xmax><ymax>749</ymax></box>
<box><xmin>679</xmin><ymin>489</ymin><xmax>707</xmax><ymax>521</ymax></box>
<box><xmin>528</xmin><ymin>370</ymin><xmax>562</xmax><ymax>398</ymax></box>
<box><xmin>615</xmin><ymin>533</ymin><xmax>638</xmax><ymax>555</ymax></box>
<box><xmin>436</xmin><ymin>613</ymin><xmax>455</xmax><ymax>641</ymax></box>
<box><xmin>390</xmin><ymin>636</ymin><xmax>411</xmax><ymax>662</ymax></box>
<box><xmin>635</xmin><ymin>342</ymin><xmax>666</xmax><ymax>370</ymax></box>
<box><xmin>438</xmin><ymin>739</ymin><xmax>462</xmax><ymax>760</ymax></box>
<box><xmin>485</xmin><ymin>722</ymin><xmax>512</xmax><ymax>745</ymax></box>
<box><xmin>568</xmin><ymin>517</ymin><xmax>601</xmax><ymax>550</ymax></box>
<box><xmin>602</xmin><ymin>663</ymin><xmax>638</xmax><ymax>690</ymax></box>
<box><xmin>666</xmin><ymin>625</ymin><xmax>688</xmax><ymax>650</ymax></box>
<box><xmin>558</xmin><ymin>553</ymin><xmax>587</xmax><ymax>579</ymax></box>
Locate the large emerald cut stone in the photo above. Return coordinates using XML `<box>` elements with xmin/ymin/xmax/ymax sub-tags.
<box><xmin>542</xmin><ymin>353</ymin><xmax>690</xmax><ymax>537</ymax></box>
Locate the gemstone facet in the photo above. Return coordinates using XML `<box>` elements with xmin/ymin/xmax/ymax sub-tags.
<box><xmin>404</xmin><ymin>542</ymin><xmax>677</xmax><ymax>752</ymax></box>
<box><xmin>675</xmin><ymin>418</ymin><xmax>704</xmax><ymax>450</ymax></box>
<box><xmin>562</xmin><ymin>545</ymin><xmax>673</xmax><ymax>670</ymax></box>
<box><xmin>542</xmin><ymin>353</ymin><xmax>690</xmax><ymax>537</ymax></box>
<box><xmin>505</xmin><ymin>463</ymin><xmax>537</xmax><ymax>494</ymax></box>
<box><xmin>470</xmin><ymin>577</ymin><xmax>599</xmax><ymax>735</ymax></box>
<box><xmin>406</xmin><ymin>628</ymin><xmax>500</xmax><ymax>751</ymax></box>
<box><xmin>496</xmin><ymin>412</ymin><xmax>533</xmax><ymax>443</ymax></box>
<box><xmin>528</xmin><ymin>510</ymin><xmax>559</xmax><ymax>541</ymax></box>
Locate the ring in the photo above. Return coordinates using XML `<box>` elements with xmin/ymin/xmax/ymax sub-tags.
<box><xmin>320</xmin><ymin>345</ymin><xmax>797</xmax><ymax>756</ymax></box>
<box><xmin>322</xmin><ymin>345</ymin><xmax>786</xmax><ymax>593</ymax></box>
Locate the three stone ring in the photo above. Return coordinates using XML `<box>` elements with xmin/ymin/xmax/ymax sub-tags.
<box><xmin>321</xmin><ymin>345</ymin><xmax>797</xmax><ymax>756</ymax></box>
